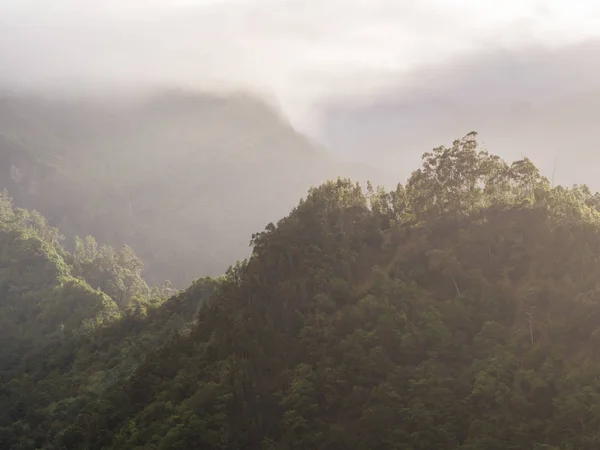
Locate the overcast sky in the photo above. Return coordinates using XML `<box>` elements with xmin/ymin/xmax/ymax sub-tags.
<box><xmin>1</xmin><ymin>0</ymin><xmax>600</xmax><ymax>130</ymax></box>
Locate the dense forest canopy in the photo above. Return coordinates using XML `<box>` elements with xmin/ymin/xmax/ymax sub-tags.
<box><xmin>2</xmin><ymin>132</ymin><xmax>600</xmax><ymax>449</ymax></box>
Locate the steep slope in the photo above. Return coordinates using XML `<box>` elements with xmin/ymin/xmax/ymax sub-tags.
<box><xmin>0</xmin><ymin>90</ymin><xmax>387</xmax><ymax>287</ymax></box>
<box><xmin>6</xmin><ymin>133</ymin><xmax>600</xmax><ymax>449</ymax></box>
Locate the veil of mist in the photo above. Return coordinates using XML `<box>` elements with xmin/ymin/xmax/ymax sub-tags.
<box><xmin>3</xmin><ymin>132</ymin><xmax>600</xmax><ymax>449</ymax></box>
<box><xmin>0</xmin><ymin>90</ymin><xmax>385</xmax><ymax>287</ymax></box>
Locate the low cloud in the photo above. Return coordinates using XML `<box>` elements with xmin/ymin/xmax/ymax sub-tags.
<box><xmin>1</xmin><ymin>0</ymin><xmax>599</xmax><ymax>129</ymax></box>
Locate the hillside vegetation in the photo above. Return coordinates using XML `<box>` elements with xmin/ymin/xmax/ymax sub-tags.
<box><xmin>0</xmin><ymin>190</ymin><xmax>218</xmax><ymax>448</ymax></box>
<box><xmin>3</xmin><ymin>133</ymin><xmax>600</xmax><ymax>449</ymax></box>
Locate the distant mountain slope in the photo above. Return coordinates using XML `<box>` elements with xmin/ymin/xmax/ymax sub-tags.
<box><xmin>0</xmin><ymin>90</ymin><xmax>387</xmax><ymax>286</ymax></box>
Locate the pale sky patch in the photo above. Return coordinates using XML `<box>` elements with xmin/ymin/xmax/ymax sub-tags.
<box><xmin>1</xmin><ymin>0</ymin><xmax>599</xmax><ymax>130</ymax></box>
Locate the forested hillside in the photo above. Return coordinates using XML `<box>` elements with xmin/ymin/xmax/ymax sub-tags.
<box><xmin>3</xmin><ymin>132</ymin><xmax>600</xmax><ymax>449</ymax></box>
<box><xmin>0</xmin><ymin>90</ymin><xmax>387</xmax><ymax>286</ymax></box>
<box><xmin>0</xmin><ymin>191</ymin><xmax>219</xmax><ymax>448</ymax></box>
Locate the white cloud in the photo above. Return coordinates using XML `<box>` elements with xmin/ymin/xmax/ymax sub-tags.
<box><xmin>1</xmin><ymin>0</ymin><xmax>599</xmax><ymax>129</ymax></box>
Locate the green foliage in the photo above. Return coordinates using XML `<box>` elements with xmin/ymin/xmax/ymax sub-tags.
<box><xmin>6</xmin><ymin>133</ymin><xmax>600</xmax><ymax>449</ymax></box>
<box><xmin>0</xmin><ymin>192</ymin><xmax>210</xmax><ymax>449</ymax></box>
<box><xmin>0</xmin><ymin>194</ymin><xmax>118</xmax><ymax>359</ymax></box>
<box><xmin>72</xmin><ymin>235</ymin><xmax>155</xmax><ymax>309</ymax></box>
